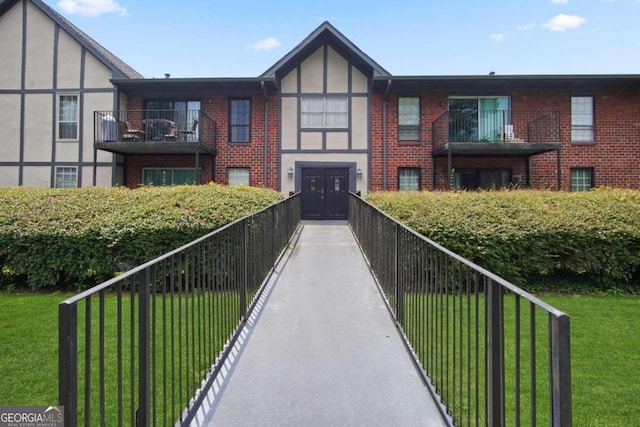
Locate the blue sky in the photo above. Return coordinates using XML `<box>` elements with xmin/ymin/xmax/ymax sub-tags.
<box><xmin>53</xmin><ymin>0</ymin><xmax>640</xmax><ymax>78</ymax></box>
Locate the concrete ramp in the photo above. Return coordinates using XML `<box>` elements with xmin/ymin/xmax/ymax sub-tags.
<box><xmin>190</xmin><ymin>222</ymin><xmax>445</xmax><ymax>427</ymax></box>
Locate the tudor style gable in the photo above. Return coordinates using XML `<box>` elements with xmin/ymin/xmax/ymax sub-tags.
<box><xmin>262</xmin><ymin>22</ymin><xmax>387</xmax><ymax>199</ymax></box>
<box><xmin>0</xmin><ymin>0</ymin><xmax>141</xmax><ymax>188</ymax></box>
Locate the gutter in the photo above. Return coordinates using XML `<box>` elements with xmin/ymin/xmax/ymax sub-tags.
<box><xmin>382</xmin><ymin>79</ymin><xmax>392</xmax><ymax>190</ymax></box>
<box><xmin>261</xmin><ymin>80</ymin><xmax>268</xmax><ymax>188</ymax></box>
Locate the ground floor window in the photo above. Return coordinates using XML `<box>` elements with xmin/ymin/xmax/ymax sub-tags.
<box><xmin>55</xmin><ymin>166</ymin><xmax>77</xmax><ymax>188</ymax></box>
<box><xmin>142</xmin><ymin>168</ymin><xmax>198</xmax><ymax>186</ymax></box>
<box><xmin>398</xmin><ymin>168</ymin><xmax>421</xmax><ymax>191</ymax></box>
<box><xmin>454</xmin><ymin>169</ymin><xmax>510</xmax><ymax>190</ymax></box>
<box><xmin>570</xmin><ymin>168</ymin><xmax>594</xmax><ymax>192</ymax></box>
<box><xmin>228</xmin><ymin>168</ymin><xmax>250</xmax><ymax>186</ymax></box>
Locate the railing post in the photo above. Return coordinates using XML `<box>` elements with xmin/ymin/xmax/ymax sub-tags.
<box><xmin>395</xmin><ymin>223</ymin><xmax>404</xmax><ymax>326</ymax></box>
<box><xmin>551</xmin><ymin>314</ymin><xmax>572</xmax><ymax>427</ymax></box>
<box><xmin>137</xmin><ymin>268</ymin><xmax>151</xmax><ymax>427</ymax></box>
<box><xmin>58</xmin><ymin>302</ymin><xmax>78</xmax><ymax>427</ymax></box>
<box><xmin>486</xmin><ymin>278</ymin><xmax>505</xmax><ymax>427</ymax></box>
<box><xmin>240</xmin><ymin>219</ymin><xmax>248</xmax><ymax>317</ymax></box>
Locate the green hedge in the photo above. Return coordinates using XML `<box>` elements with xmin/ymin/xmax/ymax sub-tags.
<box><xmin>367</xmin><ymin>189</ymin><xmax>640</xmax><ymax>292</ymax></box>
<box><xmin>0</xmin><ymin>184</ymin><xmax>283</xmax><ymax>290</ymax></box>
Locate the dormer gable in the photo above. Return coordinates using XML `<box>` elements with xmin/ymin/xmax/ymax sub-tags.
<box><xmin>261</xmin><ymin>21</ymin><xmax>390</xmax><ymax>81</ymax></box>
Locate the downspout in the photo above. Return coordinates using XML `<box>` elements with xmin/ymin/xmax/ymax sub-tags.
<box><xmin>261</xmin><ymin>81</ymin><xmax>269</xmax><ymax>188</ymax></box>
<box><xmin>382</xmin><ymin>79</ymin><xmax>392</xmax><ymax>190</ymax></box>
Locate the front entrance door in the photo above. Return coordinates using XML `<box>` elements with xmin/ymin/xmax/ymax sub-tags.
<box><xmin>301</xmin><ymin>167</ymin><xmax>349</xmax><ymax>220</ymax></box>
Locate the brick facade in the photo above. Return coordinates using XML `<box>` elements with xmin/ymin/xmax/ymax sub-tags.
<box><xmin>121</xmin><ymin>87</ymin><xmax>640</xmax><ymax>192</ymax></box>
<box><xmin>371</xmin><ymin>89</ymin><xmax>640</xmax><ymax>191</ymax></box>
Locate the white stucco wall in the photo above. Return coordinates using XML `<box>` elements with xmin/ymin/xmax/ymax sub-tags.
<box><xmin>0</xmin><ymin>3</ymin><xmax>23</xmax><ymax>89</ymax></box>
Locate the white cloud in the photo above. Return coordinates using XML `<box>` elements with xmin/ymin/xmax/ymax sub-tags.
<box><xmin>517</xmin><ymin>23</ymin><xmax>537</xmax><ymax>31</ymax></box>
<box><xmin>57</xmin><ymin>0</ymin><xmax>127</xmax><ymax>17</ymax></box>
<box><xmin>551</xmin><ymin>0</ymin><xmax>568</xmax><ymax>3</ymax></box>
<box><xmin>250</xmin><ymin>37</ymin><xmax>281</xmax><ymax>51</ymax></box>
<box><xmin>490</xmin><ymin>33</ymin><xmax>505</xmax><ymax>42</ymax></box>
<box><xmin>543</xmin><ymin>14</ymin><xmax>586</xmax><ymax>31</ymax></box>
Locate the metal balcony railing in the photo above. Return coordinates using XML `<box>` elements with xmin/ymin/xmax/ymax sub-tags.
<box><xmin>433</xmin><ymin>110</ymin><xmax>561</xmax><ymax>152</ymax></box>
<box><xmin>348</xmin><ymin>193</ymin><xmax>571</xmax><ymax>427</ymax></box>
<box><xmin>94</xmin><ymin>110</ymin><xmax>217</xmax><ymax>153</ymax></box>
<box><xmin>58</xmin><ymin>194</ymin><xmax>301</xmax><ymax>426</ymax></box>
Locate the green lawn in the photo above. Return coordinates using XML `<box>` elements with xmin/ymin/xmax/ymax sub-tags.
<box><xmin>0</xmin><ymin>292</ymin><xmax>239</xmax><ymax>425</ymax></box>
<box><xmin>0</xmin><ymin>293</ymin><xmax>638</xmax><ymax>426</ymax></box>
<box><xmin>542</xmin><ymin>294</ymin><xmax>640</xmax><ymax>427</ymax></box>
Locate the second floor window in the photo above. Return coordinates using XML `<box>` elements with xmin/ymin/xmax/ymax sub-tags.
<box><xmin>58</xmin><ymin>95</ymin><xmax>78</xmax><ymax>140</ymax></box>
<box><xmin>398</xmin><ymin>97</ymin><xmax>420</xmax><ymax>140</ymax></box>
<box><xmin>571</xmin><ymin>96</ymin><xmax>594</xmax><ymax>143</ymax></box>
<box><xmin>230</xmin><ymin>99</ymin><xmax>251</xmax><ymax>142</ymax></box>
<box><xmin>301</xmin><ymin>96</ymin><xmax>348</xmax><ymax>128</ymax></box>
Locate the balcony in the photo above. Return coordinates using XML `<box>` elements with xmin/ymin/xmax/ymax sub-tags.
<box><xmin>432</xmin><ymin>110</ymin><xmax>561</xmax><ymax>157</ymax></box>
<box><xmin>94</xmin><ymin>110</ymin><xmax>217</xmax><ymax>155</ymax></box>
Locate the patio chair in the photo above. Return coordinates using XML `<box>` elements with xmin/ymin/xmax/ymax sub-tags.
<box><xmin>179</xmin><ymin>119</ymin><xmax>198</xmax><ymax>141</ymax></box>
<box><xmin>503</xmin><ymin>124</ymin><xmax>515</xmax><ymax>141</ymax></box>
<box><xmin>121</xmin><ymin>120</ymin><xmax>145</xmax><ymax>141</ymax></box>
<box><xmin>164</xmin><ymin>126</ymin><xmax>179</xmax><ymax>140</ymax></box>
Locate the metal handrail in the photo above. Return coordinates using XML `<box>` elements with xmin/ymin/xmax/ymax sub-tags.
<box><xmin>59</xmin><ymin>193</ymin><xmax>301</xmax><ymax>426</ymax></box>
<box><xmin>432</xmin><ymin>110</ymin><xmax>561</xmax><ymax>152</ymax></box>
<box><xmin>348</xmin><ymin>193</ymin><xmax>571</xmax><ymax>427</ymax></box>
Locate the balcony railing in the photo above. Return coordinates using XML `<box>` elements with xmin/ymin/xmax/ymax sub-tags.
<box><xmin>94</xmin><ymin>110</ymin><xmax>217</xmax><ymax>154</ymax></box>
<box><xmin>58</xmin><ymin>194</ymin><xmax>302</xmax><ymax>426</ymax></box>
<box><xmin>348</xmin><ymin>193</ymin><xmax>572</xmax><ymax>426</ymax></box>
<box><xmin>433</xmin><ymin>110</ymin><xmax>561</xmax><ymax>154</ymax></box>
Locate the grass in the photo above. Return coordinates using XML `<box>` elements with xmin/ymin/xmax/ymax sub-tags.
<box><xmin>542</xmin><ymin>294</ymin><xmax>640</xmax><ymax>427</ymax></box>
<box><xmin>0</xmin><ymin>291</ymin><xmax>239</xmax><ymax>426</ymax></box>
<box><xmin>400</xmin><ymin>291</ymin><xmax>640</xmax><ymax>427</ymax></box>
<box><xmin>1</xmin><ymin>293</ymin><xmax>638</xmax><ymax>426</ymax></box>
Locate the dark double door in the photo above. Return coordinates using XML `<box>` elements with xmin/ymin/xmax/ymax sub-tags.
<box><xmin>301</xmin><ymin>168</ymin><xmax>349</xmax><ymax>220</ymax></box>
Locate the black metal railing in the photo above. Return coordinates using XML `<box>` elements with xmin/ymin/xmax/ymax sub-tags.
<box><xmin>59</xmin><ymin>193</ymin><xmax>301</xmax><ymax>426</ymax></box>
<box><xmin>348</xmin><ymin>194</ymin><xmax>571</xmax><ymax>427</ymax></box>
<box><xmin>94</xmin><ymin>110</ymin><xmax>217</xmax><ymax>152</ymax></box>
<box><xmin>433</xmin><ymin>110</ymin><xmax>561</xmax><ymax>151</ymax></box>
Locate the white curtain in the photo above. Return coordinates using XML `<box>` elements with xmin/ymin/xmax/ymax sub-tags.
<box><xmin>301</xmin><ymin>97</ymin><xmax>324</xmax><ymax>127</ymax></box>
<box><xmin>571</xmin><ymin>97</ymin><xmax>594</xmax><ymax>142</ymax></box>
<box><xmin>301</xmin><ymin>96</ymin><xmax>347</xmax><ymax>127</ymax></box>
<box><xmin>325</xmin><ymin>97</ymin><xmax>347</xmax><ymax>127</ymax></box>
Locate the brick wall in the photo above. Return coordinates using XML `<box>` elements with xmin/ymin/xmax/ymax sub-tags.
<box><xmin>122</xmin><ymin>88</ymin><xmax>639</xmax><ymax>191</ymax></box>
<box><xmin>201</xmin><ymin>95</ymin><xmax>279</xmax><ymax>189</ymax></box>
<box><xmin>370</xmin><ymin>93</ymin><xmax>448</xmax><ymax>191</ymax></box>
<box><xmin>372</xmin><ymin>90</ymin><xmax>640</xmax><ymax>191</ymax></box>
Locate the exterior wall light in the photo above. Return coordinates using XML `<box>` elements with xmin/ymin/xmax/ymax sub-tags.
<box><xmin>356</xmin><ymin>168</ymin><xmax>363</xmax><ymax>178</ymax></box>
<box><xmin>287</xmin><ymin>167</ymin><xmax>294</xmax><ymax>177</ymax></box>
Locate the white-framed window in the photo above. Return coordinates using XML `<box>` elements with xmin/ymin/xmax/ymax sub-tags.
<box><xmin>142</xmin><ymin>168</ymin><xmax>198</xmax><ymax>186</ymax></box>
<box><xmin>398</xmin><ymin>97</ymin><xmax>420</xmax><ymax>140</ymax></box>
<box><xmin>301</xmin><ymin>96</ymin><xmax>348</xmax><ymax>128</ymax></box>
<box><xmin>55</xmin><ymin>166</ymin><xmax>77</xmax><ymax>188</ymax></box>
<box><xmin>58</xmin><ymin>94</ymin><xmax>79</xmax><ymax>140</ymax></box>
<box><xmin>228</xmin><ymin>168</ymin><xmax>250</xmax><ymax>186</ymax></box>
<box><xmin>398</xmin><ymin>168</ymin><xmax>420</xmax><ymax>191</ymax></box>
<box><xmin>570</xmin><ymin>168</ymin><xmax>594</xmax><ymax>192</ymax></box>
<box><xmin>571</xmin><ymin>96</ymin><xmax>594</xmax><ymax>143</ymax></box>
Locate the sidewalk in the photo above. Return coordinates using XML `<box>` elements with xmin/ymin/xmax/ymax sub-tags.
<box><xmin>190</xmin><ymin>222</ymin><xmax>445</xmax><ymax>427</ymax></box>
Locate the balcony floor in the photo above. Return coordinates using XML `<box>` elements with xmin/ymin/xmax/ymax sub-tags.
<box><xmin>95</xmin><ymin>140</ymin><xmax>216</xmax><ymax>155</ymax></box>
<box><xmin>433</xmin><ymin>141</ymin><xmax>561</xmax><ymax>157</ymax></box>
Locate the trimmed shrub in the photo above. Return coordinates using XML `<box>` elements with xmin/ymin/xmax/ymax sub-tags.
<box><xmin>367</xmin><ymin>189</ymin><xmax>640</xmax><ymax>291</ymax></box>
<box><xmin>0</xmin><ymin>184</ymin><xmax>283</xmax><ymax>290</ymax></box>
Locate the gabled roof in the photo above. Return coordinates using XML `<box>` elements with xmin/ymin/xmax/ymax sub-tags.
<box><xmin>0</xmin><ymin>0</ymin><xmax>142</xmax><ymax>79</ymax></box>
<box><xmin>260</xmin><ymin>21</ymin><xmax>390</xmax><ymax>79</ymax></box>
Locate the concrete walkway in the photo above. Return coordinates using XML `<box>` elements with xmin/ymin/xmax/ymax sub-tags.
<box><xmin>190</xmin><ymin>222</ymin><xmax>445</xmax><ymax>427</ymax></box>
